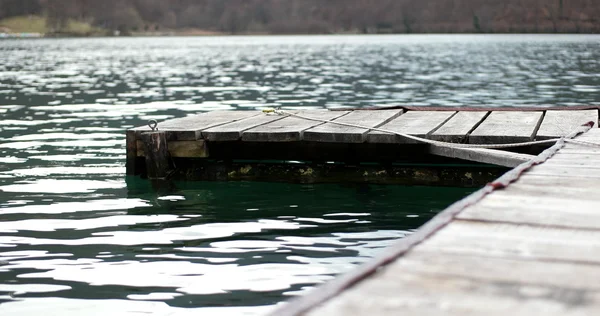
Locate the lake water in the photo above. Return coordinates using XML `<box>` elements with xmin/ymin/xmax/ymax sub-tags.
<box><xmin>1</xmin><ymin>35</ymin><xmax>600</xmax><ymax>315</ymax></box>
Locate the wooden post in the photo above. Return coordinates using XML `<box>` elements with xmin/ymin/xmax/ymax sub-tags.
<box><xmin>140</xmin><ymin>131</ymin><xmax>175</xmax><ymax>180</ymax></box>
<box><xmin>125</xmin><ymin>130</ymin><xmax>138</xmax><ymax>175</ymax></box>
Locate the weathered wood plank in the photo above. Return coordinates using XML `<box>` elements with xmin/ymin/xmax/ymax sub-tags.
<box><xmin>241</xmin><ymin>110</ymin><xmax>349</xmax><ymax>142</ymax></box>
<box><xmin>132</xmin><ymin>111</ymin><xmax>260</xmax><ymax>140</ymax></box>
<box><xmin>550</xmin><ymin>152</ymin><xmax>600</xmax><ymax>160</ymax></box>
<box><xmin>469</xmin><ymin>111</ymin><xmax>544</xmax><ymax>144</ymax></box>
<box><xmin>400</xmin><ymin>250</ymin><xmax>600</xmax><ymax>290</ymax></box>
<box><xmin>367</xmin><ymin>111</ymin><xmax>456</xmax><ymax>143</ymax></box>
<box><xmin>303</xmin><ymin>110</ymin><xmax>403</xmax><ymax>143</ymax></box>
<box><xmin>430</xmin><ymin>111</ymin><xmax>489</xmax><ymax>143</ymax></box>
<box><xmin>136</xmin><ymin>140</ymin><xmax>208</xmax><ymax>158</ymax></box>
<box><xmin>525</xmin><ymin>165</ymin><xmax>600</xmax><ymax>178</ymax></box>
<box><xmin>457</xmin><ymin>185</ymin><xmax>600</xmax><ymax>229</ymax></box>
<box><xmin>308</xmin><ymin>267</ymin><xmax>600</xmax><ymax>316</ymax></box>
<box><xmin>536</xmin><ymin>110</ymin><xmax>598</xmax><ymax>140</ymax></box>
<box><xmin>428</xmin><ymin>145</ymin><xmax>534</xmax><ymax>167</ymax></box>
<box><xmin>554</xmin><ymin>149</ymin><xmax>600</xmax><ymax>155</ymax></box>
<box><xmin>575</xmin><ymin>131</ymin><xmax>600</xmax><ymax>141</ymax></box>
<box><xmin>201</xmin><ymin>112</ymin><xmax>291</xmax><ymax>141</ymax></box>
<box><xmin>495</xmin><ymin>175</ymin><xmax>600</xmax><ymax>201</ymax></box>
<box><xmin>421</xmin><ymin>220</ymin><xmax>600</xmax><ymax>264</ymax></box>
<box><xmin>307</xmin><ymin>250</ymin><xmax>600</xmax><ymax>316</ymax></box>
<box><xmin>542</xmin><ymin>155</ymin><xmax>600</xmax><ymax>168</ymax></box>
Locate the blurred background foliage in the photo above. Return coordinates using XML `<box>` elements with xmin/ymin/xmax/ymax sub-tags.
<box><xmin>0</xmin><ymin>0</ymin><xmax>599</xmax><ymax>36</ymax></box>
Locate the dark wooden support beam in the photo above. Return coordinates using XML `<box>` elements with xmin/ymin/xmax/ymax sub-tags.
<box><xmin>140</xmin><ymin>131</ymin><xmax>175</xmax><ymax>180</ymax></box>
<box><xmin>167</xmin><ymin>159</ymin><xmax>507</xmax><ymax>187</ymax></box>
<box><xmin>125</xmin><ymin>130</ymin><xmax>139</xmax><ymax>176</ymax></box>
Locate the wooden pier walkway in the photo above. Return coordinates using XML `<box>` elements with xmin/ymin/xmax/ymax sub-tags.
<box><xmin>126</xmin><ymin>107</ymin><xmax>598</xmax><ymax>185</ymax></box>
<box><xmin>271</xmin><ymin>127</ymin><xmax>600</xmax><ymax>316</ymax></box>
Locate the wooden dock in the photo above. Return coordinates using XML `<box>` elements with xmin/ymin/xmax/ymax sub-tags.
<box><xmin>125</xmin><ymin>107</ymin><xmax>600</xmax><ymax>314</ymax></box>
<box><xmin>270</xmin><ymin>126</ymin><xmax>600</xmax><ymax>316</ymax></box>
<box><xmin>126</xmin><ymin>107</ymin><xmax>598</xmax><ymax>186</ymax></box>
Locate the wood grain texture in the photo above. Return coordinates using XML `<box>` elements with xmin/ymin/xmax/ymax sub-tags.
<box><xmin>132</xmin><ymin>111</ymin><xmax>259</xmax><ymax>140</ymax></box>
<box><xmin>201</xmin><ymin>112</ymin><xmax>291</xmax><ymax>141</ymax></box>
<box><xmin>303</xmin><ymin>110</ymin><xmax>403</xmax><ymax>143</ymax></box>
<box><xmin>307</xmin><ymin>250</ymin><xmax>600</xmax><ymax>316</ymax></box>
<box><xmin>421</xmin><ymin>220</ymin><xmax>600</xmax><ymax>264</ymax></box>
<box><xmin>457</xmin><ymin>188</ymin><xmax>600</xmax><ymax>229</ymax></box>
<box><xmin>525</xmin><ymin>165</ymin><xmax>600</xmax><ymax>178</ymax></box>
<box><xmin>537</xmin><ymin>110</ymin><xmax>599</xmax><ymax>140</ymax></box>
<box><xmin>469</xmin><ymin>111</ymin><xmax>544</xmax><ymax>144</ymax></box>
<box><xmin>575</xmin><ymin>131</ymin><xmax>600</xmax><ymax>141</ymax></box>
<box><xmin>495</xmin><ymin>175</ymin><xmax>600</xmax><ymax>200</ymax></box>
<box><xmin>428</xmin><ymin>145</ymin><xmax>534</xmax><ymax>167</ymax></box>
<box><xmin>366</xmin><ymin>111</ymin><xmax>456</xmax><ymax>143</ymax></box>
<box><xmin>308</xmin><ymin>273</ymin><xmax>599</xmax><ymax>316</ymax></box>
<box><xmin>430</xmin><ymin>111</ymin><xmax>489</xmax><ymax>143</ymax></box>
<box><xmin>241</xmin><ymin>110</ymin><xmax>349</xmax><ymax>142</ymax></box>
<box><xmin>398</xmin><ymin>250</ymin><xmax>600</xmax><ymax>290</ymax></box>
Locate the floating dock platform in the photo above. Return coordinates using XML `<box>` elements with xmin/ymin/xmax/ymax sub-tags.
<box><xmin>126</xmin><ymin>106</ymin><xmax>598</xmax><ymax>186</ymax></box>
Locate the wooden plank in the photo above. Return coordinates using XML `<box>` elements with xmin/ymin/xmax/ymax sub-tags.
<box><xmin>241</xmin><ymin>110</ymin><xmax>349</xmax><ymax>142</ymax></box>
<box><xmin>131</xmin><ymin>111</ymin><xmax>260</xmax><ymax>140</ymax></box>
<box><xmin>495</xmin><ymin>175</ymin><xmax>600</xmax><ymax>201</ymax></box>
<box><xmin>576</xmin><ymin>129</ymin><xmax>600</xmax><ymax>141</ymax></box>
<box><xmin>428</xmin><ymin>145</ymin><xmax>534</xmax><ymax>167</ymax></box>
<box><xmin>303</xmin><ymin>110</ymin><xmax>403</xmax><ymax>143</ymax></box>
<box><xmin>550</xmin><ymin>152</ymin><xmax>600</xmax><ymax>161</ymax></box>
<box><xmin>366</xmin><ymin>111</ymin><xmax>456</xmax><ymax>144</ymax></box>
<box><xmin>307</xmin><ymin>250</ymin><xmax>600</xmax><ymax>316</ymax></box>
<box><xmin>537</xmin><ymin>110</ymin><xmax>598</xmax><ymax>140</ymax></box>
<box><xmin>554</xmin><ymin>149</ymin><xmax>600</xmax><ymax>155</ymax></box>
<box><xmin>542</xmin><ymin>156</ymin><xmax>600</xmax><ymax>168</ymax></box>
<box><xmin>430</xmin><ymin>111</ymin><xmax>489</xmax><ymax>143</ymax></box>
<box><xmin>137</xmin><ymin>140</ymin><xmax>208</xmax><ymax>158</ymax></box>
<box><xmin>201</xmin><ymin>112</ymin><xmax>291</xmax><ymax>141</ymax></box>
<box><xmin>421</xmin><ymin>220</ymin><xmax>600</xmax><ymax>264</ymax></box>
<box><xmin>525</xmin><ymin>165</ymin><xmax>600</xmax><ymax>178</ymax></box>
<box><xmin>307</xmin><ymin>259</ymin><xmax>600</xmax><ymax>316</ymax></box>
<box><xmin>469</xmin><ymin>111</ymin><xmax>543</xmax><ymax>144</ymax></box>
<box><xmin>457</xmin><ymin>186</ymin><xmax>600</xmax><ymax>229</ymax></box>
<box><xmin>399</xmin><ymin>250</ymin><xmax>600</xmax><ymax>290</ymax></box>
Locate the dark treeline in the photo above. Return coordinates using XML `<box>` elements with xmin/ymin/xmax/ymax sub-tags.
<box><xmin>1</xmin><ymin>0</ymin><xmax>599</xmax><ymax>34</ymax></box>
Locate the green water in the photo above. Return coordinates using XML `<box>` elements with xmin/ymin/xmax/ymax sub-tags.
<box><xmin>1</xmin><ymin>35</ymin><xmax>600</xmax><ymax>315</ymax></box>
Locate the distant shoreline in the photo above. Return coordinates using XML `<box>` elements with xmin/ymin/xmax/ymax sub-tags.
<box><xmin>2</xmin><ymin>31</ymin><xmax>600</xmax><ymax>39</ymax></box>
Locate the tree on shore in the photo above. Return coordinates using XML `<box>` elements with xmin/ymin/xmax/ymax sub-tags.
<box><xmin>1</xmin><ymin>0</ymin><xmax>599</xmax><ymax>35</ymax></box>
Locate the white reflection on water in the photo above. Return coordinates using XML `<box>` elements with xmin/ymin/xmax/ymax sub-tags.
<box><xmin>0</xmin><ymin>215</ymin><xmax>187</xmax><ymax>233</ymax></box>
<box><xmin>0</xmin><ymin>198</ymin><xmax>149</xmax><ymax>214</ymax></box>
<box><xmin>0</xmin><ymin>298</ymin><xmax>272</xmax><ymax>316</ymax></box>
<box><xmin>0</xmin><ymin>219</ymin><xmax>306</xmax><ymax>246</ymax></box>
<box><xmin>0</xmin><ymin>180</ymin><xmax>126</xmax><ymax>193</ymax></box>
